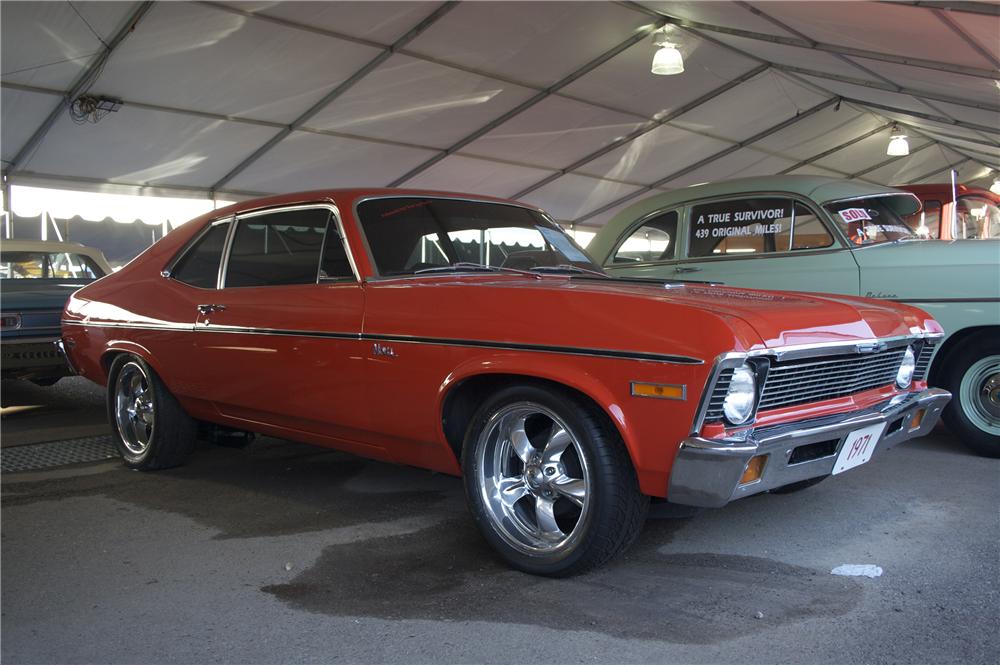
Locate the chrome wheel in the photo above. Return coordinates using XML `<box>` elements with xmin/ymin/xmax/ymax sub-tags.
<box><xmin>475</xmin><ymin>402</ymin><xmax>592</xmax><ymax>556</ymax></box>
<box><xmin>114</xmin><ymin>361</ymin><xmax>155</xmax><ymax>455</ymax></box>
<box><xmin>960</xmin><ymin>355</ymin><xmax>1000</xmax><ymax>436</ymax></box>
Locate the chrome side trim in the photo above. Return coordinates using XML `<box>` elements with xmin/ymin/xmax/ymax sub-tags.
<box><xmin>59</xmin><ymin>319</ymin><xmax>704</xmax><ymax>365</ymax></box>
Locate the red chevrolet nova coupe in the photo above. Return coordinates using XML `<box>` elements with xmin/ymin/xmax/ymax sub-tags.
<box><xmin>61</xmin><ymin>189</ymin><xmax>951</xmax><ymax>575</ymax></box>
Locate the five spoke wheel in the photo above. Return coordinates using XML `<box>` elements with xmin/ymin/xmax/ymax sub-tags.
<box><xmin>114</xmin><ymin>360</ymin><xmax>155</xmax><ymax>455</ymax></box>
<box><xmin>475</xmin><ymin>402</ymin><xmax>592</xmax><ymax>555</ymax></box>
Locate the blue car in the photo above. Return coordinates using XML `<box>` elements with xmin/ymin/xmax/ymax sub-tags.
<box><xmin>1</xmin><ymin>240</ymin><xmax>112</xmax><ymax>385</ymax></box>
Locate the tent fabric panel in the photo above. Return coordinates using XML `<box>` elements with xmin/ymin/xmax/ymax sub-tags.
<box><xmin>97</xmin><ymin>1</ymin><xmax>383</xmax><ymax>124</ymax></box>
<box><xmin>1</xmin><ymin>88</ymin><xmax>58</xmax><ymax>163</ymax></box>
<box><xmin>461</xmin><ymin>96</ymin><xmax>645</xmax><ymax>171</ymax></box>
<box><xmin>403</xmin><ymin>1</ymin><xmax>652</xmax><ymax>88</ymax></box>
<box><xmin>706</xmin><ymin>32</ymin><xmax>874</xmax><ymax>80</ymax></box>
<box><xmin>19</xmin><ymin>104</ymin><xmax>284</xmax><ymax>188</ymax></box>
<box><xmin>670</xmin><ymin>70</ymin><xmax>830</xmax><ymax>143</ymax></box>
<box><xmin>405</xmin><ymin>154</ymin><xmax>556</xmax><ymax>200</ymax></box>
<box><xmin>304</xmin><ymin>53</ymin><xmax>536</xmax><ymax>150</ymax></box>
<box><xmin>0</xmin><ymin>1</ymin><xmax>134</xmax><ymax>90</ymax></box>
<box><xmin>796</xmin><ymin>75</ymin><xmax>946</xmax><ymax>120</ymax></box>
<box><xmin>745</xmin><ymin>1</ymin><xmax>996</xmax><ymax>69</ymax></box>
<box><xmin>219</xmin><ymin>1</ymin><xmax>444</xmax><ymax>45</ymax></box>
<box><xmin>864</xmin><ymin>146</ymin><xmax>966</xmax><ymax>185</ymax></box>
<box><xmin>661</xmin><ymin>147</ymin><xmax>796</xmax><ymax>189</ymax></box>
<box><xmin>752</xmin><ymin>107</ymin><xmax>880</xmax><ymax>161</ymax></box>
<box><xmin>578</xmin><ymin>123</ymin><xmax>731</xmax><ymax>185</ymax></box>
<box><xmin>786</xmin><ymin>164</ymin><xmax>850</xmax><ymax>179</ymax></box>
<box><xmin>561</xmin><ymin>34</ymin><xmax>761</xmax><ymax>119</ymax></box>
<box><xmin>845</xmin><ymin>57</ymin><xmax>1000</xmax><ymax>109</ymax></box>
<box><xmin>812</xmin><ymin>132</ymin><xmax>914</xmax><ymax>176</ymax></box>
<box><xmin>225</xmin><ymin>131</ymin><xmax>438</xmax><ymax>193</ymax></box>
<box><xmin>948</xmin><ymin>10</ymin><xmax>1000</xmax><ymax>66</ymax></box>
<box><xmin>520</xmin><ymin>173</ymin><xmax>644</xmax><ymax>222</ymax></box>
<box><xmin>637</xmin><ymin>1</ymin><xmax>801</xmax><ymax>38</ymax></box>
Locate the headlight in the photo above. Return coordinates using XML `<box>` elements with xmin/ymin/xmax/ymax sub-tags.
<box><xmin>723</xmin><ymin>363</ymin><xmax>757</xmax><ymax>425</ymax></box>
<box><xmin>896</xmin><ymin>345</ymin><xmax>916</xmax><ymax>388</ymax></box>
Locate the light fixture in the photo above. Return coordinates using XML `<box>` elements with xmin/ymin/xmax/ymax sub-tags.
<box><xmin>651</xmin><ymin>29</ymin><xmax>684</xmax><ymax>76</ymax></box>
<box><xmin>886</xmin><ymin>124</ymin><xmax>909</xmax><ymax>156</ymax></box>
<box><xmin>990</xmin><ymin>176</ymin><xmax>1000</xmax><ymax>195</ymax></box>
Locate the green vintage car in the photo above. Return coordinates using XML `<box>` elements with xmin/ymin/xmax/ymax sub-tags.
<box><xmin>587</xmin><ymin>176</ymin><xmax>1000</xmax><ymax>457</ymax></box>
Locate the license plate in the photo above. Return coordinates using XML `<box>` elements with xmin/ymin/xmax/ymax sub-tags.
<box><xmin>832</xmin><ymin>423</ymin><xmax>886</xmax><ymax>475</ymax></box>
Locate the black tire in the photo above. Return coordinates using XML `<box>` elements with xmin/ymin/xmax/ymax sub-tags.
<box><xmin>939</xmin><ymin>337</ymin><xmax>1000</xmax><ymax>458</ymax></box>
<box><xmin>461</xmin><ymin>383</ymin><xmax>648</xmax><ymax>577</ymax></box>
<box><xmin>107</xmin><ymin>354</ymin><xmax>197</xmax><ymax>470</ymax></box>
<box><xmin>770</xmin><ymin>475</ymin><xmax>827</xmax><ymax>494</ymax></box>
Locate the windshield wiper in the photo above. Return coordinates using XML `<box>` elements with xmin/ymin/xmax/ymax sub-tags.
<box><xmin>413</xmin><ymin>262</ymin><xmax>541</xmax><ymax>278</ymax></box>
<box><xmin>528</xmin><ymin>264</ymin><xmax>610</xmax><ymax>278</ymax></box>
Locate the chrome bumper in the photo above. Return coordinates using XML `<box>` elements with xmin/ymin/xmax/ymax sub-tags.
<box><xmin>667</xmin><ymin>388</ymin><xmax>951</xmax><ymax>508</ymax></box>
<box><xmin>1</xmin><ymin>336</ymin><xmax>68</xmax><ymax>376</ymax></box>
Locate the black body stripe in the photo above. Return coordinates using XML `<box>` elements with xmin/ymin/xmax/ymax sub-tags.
<box><xmin>62</xmin><ymin>320</ymin><xmax>702</xmax><ymax>365</ymax></box>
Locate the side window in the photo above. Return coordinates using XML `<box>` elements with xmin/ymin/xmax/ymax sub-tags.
<box><xmin>319</xmin><ymin>221</ymin><xmax>355</xmax><ymax>281</ymax></box>
<box><xmin>688</xmin><ymin>198</ymin><xmax>830</xmax><ymax>257</ymax></box>
<box><xmin>225</xmin><ymin>209</ymin><xmax>330</xmax><ymax>288</ymax></box>
<box><xmin>612</xmin><ymin>211</ymin><xmax>678</xmax><ymax>263</ymax></box>
<box><xmin>956</xmin><ymin>196</ymin><xmax>1000</xmax><ymax>239</ymax></box>
<box><xmin>903</xmin><ymin>200</ymin><xmax>941</xmax><ymax>238</ymax></box>
<box><xmin>172</xmin><ymin>222</ymin><xmax>230</xmax><ymax>288</ymax></box>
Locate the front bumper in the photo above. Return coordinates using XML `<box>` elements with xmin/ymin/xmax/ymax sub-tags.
<box><xmin>667</xmin><ymin>388</ymin><xmax>951</xmax><ymax>508</ymax></box>
<box><xmin>1</xmin><ymin>336</ymin><xmax>71</xmax><ymax>380</ymax></box>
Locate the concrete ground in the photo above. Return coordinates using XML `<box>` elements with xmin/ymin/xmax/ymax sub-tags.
<box><xmin>2</xmin><ymin>377</ymin><xmax>998</xmax><ymax>664</ymax></box>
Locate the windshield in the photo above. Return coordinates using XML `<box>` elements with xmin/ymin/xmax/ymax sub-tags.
<box><xmin>356</xmin><ymin>197</ymin><xmax>603</xmax><ymax>276</ymax></box>
<box><xmin>955</xmin><ymin>196</ymin><xmax>1000</xmax><ymax>240</ymax></box>
<box><xmin>824</xmin><ymin>196</ymin><xmax>919</xmax><ymax>246</ymax></box>
<box><xmin>0</xmin><ymin>251</ymin><xmax>105</xmax><ymax>280</ymax></box>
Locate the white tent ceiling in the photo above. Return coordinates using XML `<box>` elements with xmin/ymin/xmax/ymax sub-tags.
<box><xmin>2</xmin><ymin>0</ymin><xmax>998</xmax><ymax>227</ymax></box>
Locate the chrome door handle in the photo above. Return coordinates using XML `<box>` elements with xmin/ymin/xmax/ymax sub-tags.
<box><xmin>197</xmin><ymin>304</ymin><xmax>227</xmax><ymax>315</ymax></box>
<box><xmin>673</xmin><ymin>266</ymin><xmax>702</xmax><ymax>273</ymax></box>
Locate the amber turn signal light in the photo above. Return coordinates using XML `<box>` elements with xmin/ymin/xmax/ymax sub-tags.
<box><xmin>740</xmin><ymin>455</ymin><xmax>767</xmax><ymax>485</ymax></box>
<box><xmin>630</xmin><ymin>382</ymin><xmax>685</xmax><ymax>400</ymax></box>
<box><xmin>909</xmin><ymin>408</ymin><xmax>925</xmax><ymax>431</ymax></box>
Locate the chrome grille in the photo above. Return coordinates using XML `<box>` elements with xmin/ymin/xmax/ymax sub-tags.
<box><xmin>704</xmin><ymin>368</ymin><xmax>735</xmax><ymax>421</ymax></box>
<box><xmin>914</xmin><ymin>343</ymin><xmax>935</xmax><ymax>381</ymax></box>
<box><xmin>758</xmin><ymin>348</ymin><xmax>906</xmax><ymax>411</ymax></box>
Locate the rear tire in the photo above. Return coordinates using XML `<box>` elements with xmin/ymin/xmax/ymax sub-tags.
<box><xmin>107</xmin><ymin>354</ymin><xmax>197</xmax><ymax>470</ymax></box>
<box><xmin>461</xmin><ymin>384</ymin><xmax>648</xmax><ymax>576</ymax></box>
<box><xmin>939</xmin><ymin>337</ymin><xmax>1000</xmax><ymax>458</ymax></box>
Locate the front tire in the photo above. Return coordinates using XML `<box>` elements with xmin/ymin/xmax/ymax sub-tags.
<box><xmin>461</xmin><ymin>384</ymin><xmax>648</xmax><ymax>576</ymax></box>
<box><xmin>107</xmin><ymin>355</ymin><xmax>197</xmax><ymax>470</ymax></box>
<box><xmin>940</xmin><ymin>337</ymin><xmax>1000</xmax><ymax>458</ymax></box>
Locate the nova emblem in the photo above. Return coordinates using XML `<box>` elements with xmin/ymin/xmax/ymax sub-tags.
<box><xmin>372</xmin><ymin>342</ymin><xmax>396</xmax><ymax>358</ymax></box>
<box><xmin>855</xmin><ymin>341</ymin><xmax>887</xmax><ymax>354</ymax></box>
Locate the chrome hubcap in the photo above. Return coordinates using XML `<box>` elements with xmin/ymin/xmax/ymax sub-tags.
<box><xmin>476</xmin><ymin>402</ymin><xmax>591</xmax><ymax>556</ymax></box>
<box><xmin>960</xmin><ymin>356</ymin><xmax>1000</xmax><ymax>435</ymax></box>
<box><xmin>114</xmin><ymin>362</ymin><xmax>155</xmax><ymax>455</ymax></box>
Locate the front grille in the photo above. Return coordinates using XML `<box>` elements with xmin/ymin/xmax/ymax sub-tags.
<box><xmin>704</xmin><ymin>368</ymin><xmax>735</xmax><ymax>421</ymax></box>
<box><xmin>914</xmin><ymin>343</ymin><xmax>935</xmax><ymax>381</ymax></box>
<box><xmin>758</xmin><ymin>347</ymin><xmax>906</xmax><ymax>411</ymax></box>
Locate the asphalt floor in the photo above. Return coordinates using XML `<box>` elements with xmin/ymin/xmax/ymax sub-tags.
<box><xmin>2</xmin><ymin>377</ymin><xmax>998</xmax><ymax>664</ymax></box>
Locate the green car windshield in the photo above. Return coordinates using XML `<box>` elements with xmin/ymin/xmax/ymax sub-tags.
<box><xmin>824</xmin><ymin>196</ymin><xmax>919</xmax><ymax>246</ymax></box>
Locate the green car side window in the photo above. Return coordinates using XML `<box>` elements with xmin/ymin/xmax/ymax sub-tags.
<box><xmin>611</xmin><ymin>211</ymin><xmax>678</xmax><ymax>264</ymax></box>
<box><xmin>688</xmin><ymin>198</ymin><xmax>832</xmax><ymax>257</ymax></box>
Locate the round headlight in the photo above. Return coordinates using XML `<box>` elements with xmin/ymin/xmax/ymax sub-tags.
<box><xmin>896</xmin><ymin>345</ymin><xmax>916</xmax><ymax>388</ymax></box>
<box><xmin>723</xmin><ymin>364</ymin><xmax>757</xmax><ymax>425</ymax></box>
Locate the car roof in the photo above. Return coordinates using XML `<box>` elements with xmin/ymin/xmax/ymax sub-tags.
<box><xmin>0</xmin><ymin>239</ymin><xmax>113</xmax><ymax>272</ymax></box>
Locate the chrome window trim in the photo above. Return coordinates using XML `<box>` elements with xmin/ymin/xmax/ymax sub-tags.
<box><xmin>689</xmin><ymin>332</ymin><xmax>944</xmax><ymax>435</ymax></box>
<box><xmin>162</xmin><ymin>216</ymin><xmax>233</xmax><ymax>285</ymax></box>
<box><xmin>601</xmin><ymin>191</ymin><xmax>846</xmax><ymax>269</ymax></box>
<box><xmin>606</xmin><ymin>208</ymin><xmax>681</xmax><ymax>267</ymax></box>
<box><xmin>223</xmin><ymin>203</ymin><xmax>360</xmax><ymax>288</ymax></box>
<box><xmin>351</xmin><ymin>194</ymin><xmax>568</xmax><ymax>279</ymax></box>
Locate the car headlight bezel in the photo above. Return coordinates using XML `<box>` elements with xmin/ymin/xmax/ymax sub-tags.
<box><xmin>722</xmin><ymin>362</ymin><xmax>758</xmax><ymax>426</ymax></box>
<box><xmin>896</xmin><ymin>345</ymin><xmax>916</xmax><ymax>389</ymax></box>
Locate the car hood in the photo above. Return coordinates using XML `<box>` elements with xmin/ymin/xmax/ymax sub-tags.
<box><xmin>1</xmin><ymin>280</ymin><xmax>91</xmax><ymax>310</ymax></box>
<box><xmin>565</xmin><ymin>278</ymin><xmax>933</xmax><ymax>349</ymax></box>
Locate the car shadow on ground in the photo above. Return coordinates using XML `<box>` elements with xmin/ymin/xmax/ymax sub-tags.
<box><xmin>2</xmin><ymin>436</ymin><xmax>863</xmax><ymax>645</ymax></box>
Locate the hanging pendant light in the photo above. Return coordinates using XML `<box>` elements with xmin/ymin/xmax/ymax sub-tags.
<box><xmin>990</xmin><ymin>175</ymin><xmax>1000</xmax><ymax>195</ymax></box>
<box><xmin>886</xmin><ymin>124</ymin><xmax>910</xmax><ymax>156</ymax></box>
<box><xmin>651</xmin><ymin>29</ymin><xmax>684</xmax><ymax>76</ymax></box>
